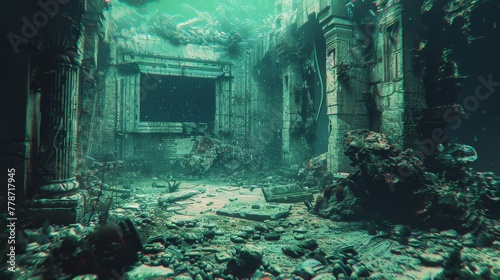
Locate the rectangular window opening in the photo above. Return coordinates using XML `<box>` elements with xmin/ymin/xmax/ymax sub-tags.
<box><xmin>384</xmin><ymin>21</ymin><xmax>400</xmax><ymax>82</ymax></box>
<box><xmin>139</xmin><ymin>74</ymin><xmax>216</xmax><ymax>131</ymax></box>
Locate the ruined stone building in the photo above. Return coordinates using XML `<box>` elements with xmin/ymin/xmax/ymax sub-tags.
<box><xmin>1</xmin><ymin>0</ymin><xmax>500</xmax><ymax>279</ymax></box>
<box><xmin>1</xmin><ymin>0</ymin><xmax>499</xmax><ymax>222</ymax></box>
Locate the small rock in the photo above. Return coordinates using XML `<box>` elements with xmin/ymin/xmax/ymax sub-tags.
<box><xmin>203</xmin><ymin>223</ymin><xmax>217</xmax><ymax>229</ymax></box>
<box><xmin>242</xmin><ymin>226</ymin><xmax>255</xmax><ymax>235</ymax></box>
<box><xmin>390</xmin><ymin>248</ymin><xmax>402</xmax><ymax>255</ymax></box>
<box><xmin>353</xmin><ymin>266</ymin><xmax>370</xmax><ymax>277</ymax></box>
<box><xmin>164</xmin><ymin>234</ymin><xmax>182</xmax><ymax>245</ymax></box>
<box><xmin>141</xmin><ymin>255</ymin><xmax>150</xmax><ymax>263</ymax></box>
<box><xmin>144</xmin><ymin>243</ymin><xmax>165</xmax><ymax>254</ymax></box>
<box><xmin>274</xmin><ymin>227</ymin><xmax>286</xmax><ymax>234</ymax></box>
<box><xmin>252</xmin><ymin>234</ymin><xmax>261</xmax><ymax>240</ymax></box>
<box><xmin>173</xmin><ymin>220</ymin><xmax>186</xmax><ymax>227</ymax></box>
<box><xmin>215</xmin><ymin>252</ymin><xmax>232</xmax><ymax>263</ymax></box>
<box><xmin>166</xmin><ymin>222</ymin><xmax>179</xmax><ymax>229</ymax></box>
<box><xmin>294</xmin><ymin>233</ymin><xmax>306</xmax><ymax>240</ymax></box>
<box><xmin>264</xmin><ymin>232</ymin><xmax>281</xmax><ymax>241</ymax></box>
<box><xmin>282</xmin><ymin>245</ymin><xmax>309</xmax><ymax>258</ymax></box>
<box><xmin>267</xmin><ymin>264</ymin><xmax>283</xmax><ymax>276</ymax></box>
<box><xmin>210</xmin><ymin>230</ymin><xmax>223</xmax><ymax>237</ymax></box>
<box><xmin>299</xmin><ymin>239</ymin><xmax>318</xmax><ymax>250</ymax></box>
<box><xmin>418</xmin><ymin>253</ymin><xmax>445</xmax><ymax>267</ymax></box>
<box><xmin>203</xmin><ymin>230</ymin><xmax>216</xmax><ymax>240</ymax></box>
<box><xmin>255</xmin><ymin>224</ymin><xmax>269</xmax><ymax>232</ymax></box>
<box><xmin>294</xmin><ymin>265</ymin><xmax>316</xmax><ymax>279</ymax></box>
<box><xmin>235</xmin><ymin>231</ymin><xmax>250</xmax><ymax>239</ymax></box>
<box><xmin>226</xmin><ymin>244</ymin><xmax>263</xmax><ymax>279</ymax></box>
<box><xmin>185</xmin><ymin>251</ymin><xmax>203</xmax><ymax>260</ymax></box>
<box><xmin>122</xmin><ymin>203</ymin><xmax>141</xmax><ymax>211</ymax></box>
<box><xmin>293</xmin><ymin>226</ymin><xmax>308</xmax><ymax>233</ymax></box>
<box><xmin>160</xmin><ymin>253</ymin><xmax>172</xmax><ymax>266</ymax></box>
<box><xmin>184</xmin><ymin>231</ymin><xmax>203</xmax><ymax>244</ymax></box>
<box><xmin>441</xmin><ymin>229</ymin><xmax>459</xmax><ymax>238</ymax></box>
<box><xmin>278</xmin><ymin>220</ymin><xmax>290</xmax><ymax>228</ymax></box>
<box><xmin>230</xmin><ymin>235</ymin><xmax>246</xmax><ymax>243</ymax></box>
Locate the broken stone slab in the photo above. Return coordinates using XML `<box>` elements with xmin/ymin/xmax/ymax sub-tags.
<box><xmin>216</xmin><ymin>202</ymin><xmax>291</xmax><ymax>222</ymax></box>
<box><xmin>158</xmin><ymin>188</ymin><xmax>205</xmax><ymax>205</ymax></box>
<box><xmin>123</xmin><ymin>265</ymin><xmax>174</xmax><ymax>279</ymax></box>
<box><xmin>121</xmin><ymin>203</ymin><xmax>141</xmax><ymax>210</ymax></box>
<box><xmin>262</xmin><ymin>183</ymin><xmax>314</xmax><ymax>203</ymax></box>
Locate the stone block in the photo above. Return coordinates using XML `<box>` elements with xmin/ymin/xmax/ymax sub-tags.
<box><xmin>216</xmin><ymin>202</ymin><xmax>291</xmax><ymax>221</ymax></box>
<box><xmin>262</xmin><ymin>183</ymin><xmax>314</xmax><ymax>203</ymax></box>
<box><xmin>27</xmin><ymin>193</ymin><xmax>84</xmax><ymax>226</ymax></box>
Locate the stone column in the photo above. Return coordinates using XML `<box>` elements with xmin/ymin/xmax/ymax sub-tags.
<box><xmin>281</xmin><ymin>56</ymin><xmax>303</xmax><ymax>165</ymax></box>
<box><xmin>323</xmin><ymin>17</ymin><xmax>358</xmax><ymax>174</ymax></box>
<box><xmin>37</xmin><ymin>0</ymin><xmax>85</xmax><ymax>192</ymax></box>
<box><xmin>29</xmin><ymin>0</ymin><xmax>85</xmax><ymax>225</ymax></box>
<box><xmin>79</xmin><ymin>0</ymin><xmax>106</xmax><ymax>156</ymax></box>
<box><xmin>38</xmin><ymin>52</ymin><xmax>81</xmax><ymax>192</ymax></box>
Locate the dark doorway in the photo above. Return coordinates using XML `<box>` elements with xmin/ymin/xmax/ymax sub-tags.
<box><xmin>140</xmin><ymin>74</ymin><xmax>216</xmax><ymax>130</ymax></box>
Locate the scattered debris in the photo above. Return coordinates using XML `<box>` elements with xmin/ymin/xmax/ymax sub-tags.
<box><xmin>158</xmin><ymin>189</ymin><xmax>205</xmax><ymax>206</ymax></box>
<box><xmin>182</xmin><ymin>136</ymin><xmax>261</xmax><ymax>176</ymax></box>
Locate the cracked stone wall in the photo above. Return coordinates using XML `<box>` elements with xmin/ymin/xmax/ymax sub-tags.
<box><xmin>370</xmin><ymin>1</ymin><xmax>426</xmax><ymax>150</ymax></box>
<box><xmin>89</xmin><ymin>0</ymin><xmax>430</xmax><ymax>174</ymax></box>
<box><xmin>323</xmin><ymin>16</ymin><xmax>370</xmax><ymax>173</ymax></box>
<box><xmin>92</xmin><ymin>35</ymin><xmax>253</xmax><ymax>171</ymax></box>
<box><xmin>242</xmin><ymin>0</ymin><xmax>430</xmax><ymax>173</ymax></box>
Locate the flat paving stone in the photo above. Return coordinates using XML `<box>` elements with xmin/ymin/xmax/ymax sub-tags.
<box><xmin>216</xmin><ymin>202</ymin><xmax>291</xmax><ymax>221</ymax></box>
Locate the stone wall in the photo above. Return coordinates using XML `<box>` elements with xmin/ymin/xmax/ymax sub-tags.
<box><xmin>86</xmin><ymin>0</ymin><xmax>429</xmax><ymax>173</ymax></box>
<box><xmin>280</xmin><ymin>0</ymin><xmax>426</xmax><ymax>173</ymax></box>
<box><xmin>370</xmin><ymin>1</ymin><xmax>426</xmax><ymax>149</ymax></box>
<box><xmin>321</xmin><ymin>15</ymin><xmax>370</xmax><ymax>173</ymax></box>
<box><xmin>92</xmin><ymin>35</ymin><xmax>252</xmax><ymax>170</ymax></box>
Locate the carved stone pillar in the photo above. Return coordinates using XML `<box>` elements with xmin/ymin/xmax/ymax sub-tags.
<box><xmin>37</xmin><ymin>0</ymin><xmax>85</xmax><ymax>191</ymax></box>
<box><xmin>29</xmin><ymin>0</ymin><xmax>85</xmax><ymax>225</ymax></box>
<box><xmin>78</xmin><ymin>0</ymin><xmax>106</xmax><ymax>156</ymax></box>
<box><xmin>38</xmin><ymin>53</ymin><xmax>81</xmax><ymax>192</ymax></box>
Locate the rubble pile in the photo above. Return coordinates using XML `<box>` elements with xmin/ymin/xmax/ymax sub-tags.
<box><xmin>297</xmin><ymin>153</ymin><xmax>333</xmax><ymax>192</ymax></box>
<box><xmin>315</xmin><ymin>129</ymin><xmax>500</xmax><ymax>235</ymax></box>
<box><xmin>2</xmin><ymin>219</ymin><xmax>141</xmax><ymax>280</ymax></box>
<box><xmin>313</xmin><ymin>129</ymin><xmax>434</xmax><ymax>223</ymax></box>
<box><xmin>182</xmin><ymin>136</ymin><xmax>261</xmax><ymax>176</ymax></box>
